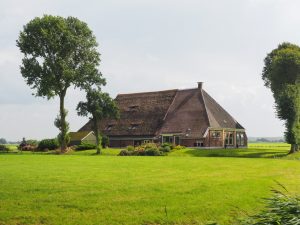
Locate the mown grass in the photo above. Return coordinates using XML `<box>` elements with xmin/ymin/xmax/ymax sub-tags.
<box><xmin>169</xmin><ymin>143</ymin><xmax>291</xmax><ymax>158</ymax></box>
<box><xmin>0</xmin><ymin>142</ymin><xmax>299</xmax><ymax>225</ymax></box>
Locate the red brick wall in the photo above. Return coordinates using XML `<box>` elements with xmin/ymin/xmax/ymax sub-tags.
<box><xmin>109</xmin><ymin>140</ymin><xmax>134</xmax><ymax>148</ymax></box>
<box><xmin>181</xmin><ymin>139</ymin><xmax>196</xmax><ymax>147</ymax></box>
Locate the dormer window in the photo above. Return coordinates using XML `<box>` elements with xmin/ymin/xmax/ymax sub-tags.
<box><xmin>128</xmin><ymin>105</ymin><xmax>139</xmax><ymax>112</ymax></box>
<box><xmin>129</xmin><ymin>124</ymin><xmax>139</xmax><ymax>130</ymax></box>
<box><xmin>105</xmin><ymin>124</ymin><xmax>114</xmax><ymax>131</ymax></box>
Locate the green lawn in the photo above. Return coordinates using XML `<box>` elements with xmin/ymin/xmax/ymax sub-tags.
<box><xmin>0</xmin><ymin>143</ymin><xmax>300</xmax><ymax>225</ymax></box>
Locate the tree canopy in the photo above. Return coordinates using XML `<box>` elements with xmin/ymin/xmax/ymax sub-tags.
<box><xmin>77</xmin><ymin>89</ymin><xmax>119</xmax><ymax>154</ymax></box>
<box><xmin>0</xmin><ymin>138</ymin><xmax>7</xmax><ymax>144</ymax></box>
<box><xmin>262</xmin><ymin>42</ymin><xmax>300</xmax><ymax>153</ymax></box>
<box><xmin>17</xmin><ymin>15</ymin><xmax>105</xmax><ymax>152</ymax></box>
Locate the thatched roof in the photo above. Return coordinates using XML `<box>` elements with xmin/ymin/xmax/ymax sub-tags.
<box><xmin>79</xmin><ymin>84</ymin><xmax>245</xmax><ymax>138</ymax></box>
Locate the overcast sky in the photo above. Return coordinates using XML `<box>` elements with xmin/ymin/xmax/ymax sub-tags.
<box><xmin>1</xmin><ymin>0</ymin><xmax>299</xmax><ymax>141</ymax></box>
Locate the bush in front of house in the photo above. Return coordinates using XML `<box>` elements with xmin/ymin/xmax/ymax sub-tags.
<box><xmin>145</xmin><ymin>148</ymin><xmax>162</xmax><ymax>156</ymax></box>
<box><xmin>26</xmin><ymin>139</ymin><xmax>39</xmax><ymax>146</ymax></box>
<box><xmin>173</xmin><ymin>145</ymin><xmax>186</xmax><ymax>150</ymax></box>
<box><xmin>38</xmin><ymin>138</ymin><xmax>59</xmax><ymax>151</ymax></box>
<box><xmin>101</xmin><ymin>135</ymin><xmax>109</xmax><ymax>148</ymax></box>
<box><xmin>0</xmin><ymin>144</ymin><xmax>9</xmax><ymax>151</ymax></box>
<box><xmin>75</xmin><ymin>142</ymin><xmax>96</xmax><ymax>151</ymax></box>
<box><xmin>126</xmin><ymin>145</ymin><xmax>135</xmax><ymax>151</ymax></box>
<box><xmin>21</xmin><ymin>145</ymin><xmax>37</xmax><ymax>151</ymax></box>
<box><xmin>119</xmin><ymin>143</ymin><xmax>166</xmax><ymax>156</ymax></box>
<box><xmin>118</xmin><ymin>150</ymin><xmax>131</xmax><ymax>156</ymax></box>
<box><xmin>159</xmin><ymin>145</ymin><xmax>171</xmax><ymax>152</ymax></box>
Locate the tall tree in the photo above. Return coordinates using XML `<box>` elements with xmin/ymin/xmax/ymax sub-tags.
<box><xmin>77</xmin><ymin>89</ymin><xmax>119</xmax><ymax>154</ymax></box>
<box><xmin>0</xmin><ymin>138</ymin><xmax>7</xmax><ymax>144</ymax></box>
<box><xmin>17</xmin><ymin>15</ymin><xmax>105</xmax><ymax>152</ymax></box>
<box><xmin>262</xmin><ymin>42</ymin><xmax>300</xmax><ymax>153</ymax></box>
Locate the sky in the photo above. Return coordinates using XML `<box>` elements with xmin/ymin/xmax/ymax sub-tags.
<box><xmin>1</xmin><ymin>0</ymin><xmax>299</xmax><ymax>141</ymax></box>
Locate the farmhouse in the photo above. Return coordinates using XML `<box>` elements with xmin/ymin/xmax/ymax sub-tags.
<box><xmin>79</xmin><ymin>82</ymin><xmax>247</xmax><ymax>148</ymax></box>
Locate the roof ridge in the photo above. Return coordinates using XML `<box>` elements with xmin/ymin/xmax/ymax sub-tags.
<box><xmin>116</xmin><ymin>87</ymin><xmax>201</xmax><ymax>97</ymax></box>
<box><xmin>117</xmin><ymin>89</ymin><xmax>178</xmax><ymax>96</ymax></box>
<box><xmin>200</xmin><ymin>89</ymin><xmax>212</xmax><ymax>127</ymax></box>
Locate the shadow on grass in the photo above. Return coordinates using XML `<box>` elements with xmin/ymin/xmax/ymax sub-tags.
<box><xmin>183</xmin><ymin>149</ymin><xmax>289</xmax><ymax>159</ymax></box>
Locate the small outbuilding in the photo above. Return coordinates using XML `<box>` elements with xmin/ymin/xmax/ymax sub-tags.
<box><xmin>69</xmin><ymin>131</ymin><xmax>96</xmax><ymax>146</ymax></box>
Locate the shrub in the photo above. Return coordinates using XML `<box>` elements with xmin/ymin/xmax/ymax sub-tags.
<box><xmin>26</xmin><ymin>139</ymin><xmax>38</xmax><ymax>146</ymax></box>
<box><xmin>173</xmin><ymin>145</ymin><xmax>185</xmax><ymax>150</ymax></box>
<box><xmin>161</xmin><ymin>142</ymin><xmax>175</xmax><ymax>150</ymax></box>
<box><xmin>0</xmin><ymin>144</ymin><xmax>9</xmax><ymax>151</ymax></box>
<box><xmin>126</xmin><ymin>145</ymin><xmax>135</xmax><ymax>151</ymax></box>
<box><xmin>241</xmin><ymin>188</ymin><xmax>300</xmax><ymax>225</ymax></box>
<box><xmin>159</xmin><ymin>146</ymin><xmax>171</xmax><ymax>152</ymax></box>
<box><xmin>38</xmin><ymin>139</ymin><xmax>59</xmax><ymax>151</ymax></box>
<box><xmin>101</xmin><ymin>135</ymin><xmax>109</xmax><ymax>148</ymax></box>
<box><xmin>21</xmin><ymin>145</ymin><xmax>36</xmax><ymax>151</ymax></box>
<box><xmin>75</xmin><ymin>142</ymin><xmax>96</xmax><ymax>151</ymax></box>
<box><xmin>118</xmin><ymin>150</ymin><xmax>132</xmax><ymax>156</ymax></box>
<box><xmin>134</xmin><ymin>149</ymin><xmax>145</xmax><ymax>156</ymax></box>
<box><xmin>144</xmin><ymin>143</ymin><xmax>158</xmax><ymax>150</ymax></box>
<box><xmin>119</xmin><ymin>143</ymin><xmax>168</xmax><ymax>157</ymax></box>
<box><xmin>145</xmin><ymin>148</ymin><xmax>162</xmax><ymax>156</ymax></box>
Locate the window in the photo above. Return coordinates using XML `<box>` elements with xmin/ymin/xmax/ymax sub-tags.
<box><xmin>240</xmin><ymin>133</ymin><xmax>244</xmax><ymax>146</ymax></box>
<box><xmin>105</xmin><ymin>124</ymin><xmax>113</xmax><ymax>131</ymax></box>
<box><xmin>129</xmin><ymin>124</ymin><xmax>139</xmax><ymax>130</ymax></box>
<box><xmin>163</xmin><ymin>136</ymin><xmax>173</xmax><ymax>144</ymax></box>
<box><xmin>143</xmin><ymin>140</ymin><xmax>152</xmax><ymax>144</ymax></box>
<box><xmin>225</xmin><ymin>132</ymin><xmax>234</xmax><ymax>145</ymax></box>
<box><xmin>236</xmin><ymin>133</ymin><xmax>240</xmax><ymax>146</ymax></box>
<box><xmin>128</xmin><ymin>105</ymin><xmax>139</xmax><ymax>112</ymax></box>
<box><xmin>211</xmin><ymin>131</ymin><xmax>221</xmax><ymax>138</ymax></box>
<box><xmin>229</xmin><ymin>133</ymin><xmax>233</xmax><ymax>145</ymax></box>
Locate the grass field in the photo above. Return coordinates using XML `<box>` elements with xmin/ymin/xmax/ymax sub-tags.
<box><xmin>0</xmin><ymin>143</ymin><xmax>300</xmax><ymax>224</ymax></box>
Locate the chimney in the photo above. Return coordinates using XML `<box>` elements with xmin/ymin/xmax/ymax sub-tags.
<box><xmin>197</xmin><ymin>82</ymin><xmax>203</xmax><ymax>90</ymax></box>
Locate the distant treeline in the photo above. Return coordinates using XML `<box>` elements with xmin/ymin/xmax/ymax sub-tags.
<box><xmin>248</xmin><ymin>137</ymin><xmax>285</xmax><ymax>143</ymax></box>
<box><xmin>0</xmin><ymin>138</ymin><xmax>22</xmax><ymax>145</ymax></box>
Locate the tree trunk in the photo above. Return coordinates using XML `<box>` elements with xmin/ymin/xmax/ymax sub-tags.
<box><xmin>59</xmin><ymin>91</ymin><xmax>67</xmax><ymax>153</ymax></box>
<box><xmin>289</xmin><ymin>144</ymin><xmax>299</xmax><ymax>154</ymax></box>
<box><xmin>93</xmin><ymin>118</ymin><xmax>101</xmax><ymax>155</ymax></box>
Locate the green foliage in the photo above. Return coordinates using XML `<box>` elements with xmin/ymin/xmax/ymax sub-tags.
<box><xmin>75</xmin><ymin>142</ymin><xmax>96</xmax><ymax>151</ymax></box>
<box><xmin>145</xmin><ymin>148</ymin><xmax>162</xmax><ymax>156</ymax></box>
<box><xmin>26</xmin><ymin>140</ymin><xmax>38</xmax><ymax>146</ymax></box>
<box><xmin>118</xmin><ymin>150</ymin><xmax>132</xmax><ymax>156</ymax></box>
<box><xmin>126</xmin><ymin>145</ymin><xmax>135</xmax><ymax>151</ymax></box>
<box><xmin>38</xmin><ymin>139</ymin><xmax>59</xmax><ymax>151</ymax></box>
<box><xmin>0</xmin><ymin>138</ymin><xmax>7</xmax><ymax>144</ymax></box>
<box><xmin>54</xmin><ymin>109</ymin><xmax>70</xmax><ymax>147</ymax></box>
<box><xmin>242</xmin><ymin>189</ymin><xmax>300</xmax><ymax>225</ymax></box>
<box><xmin>101</xmin><ymin>135</ymin><xmax>109</xmax><ymax>148</ymax></box>
<box><xmin>1</xmin><ymin>153</ymin><xmax>300</xmax><ymax>224</ymax></box>
<box><xmin>77</xmin><ymin>89</ymin><xmax>119</xmax><ymax>154</ymax></box>
<box><xmin>159</xmin><ymin>145</ymin><xmax>171</xmax><ymax>152</ymax></box>
<box><xmin>0</xmin><ymin>145</ymin><xmax>9</xmax><ymax>151</ymax></box>
<box><xmin>120</xmin><ymin>143</ymin><xmax>166</xmax><ymax>156</ymax></box>
<box><xmin>17</xmin><ymin>15</ymin><xmax>105</xmax><ymax>152</ymax></box>
<box><xmin>173</xmin><ymin>145</ymin><xmax>186</xmax><ymax>150</ymax></box>
<box><xmin>262</xmin><ymin>42</ymin><xmax>300</xmax><ymax>153</ymax></box>
<box><xmin>159</xmin><ymin>143</ymin><xmax>185</xmax><ymax>152</ymax></box>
